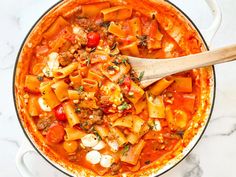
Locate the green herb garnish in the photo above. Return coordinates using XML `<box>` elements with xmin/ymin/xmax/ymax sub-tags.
<box><xmin>100</xmin><ymin>21</ymin><xmax>111</xmax><ymax>28</ymax></box>
<box><xmin>138</xmin><ymin>71</ymin><xmax>145</xmax><ymax>81</ymax></box>
<box><xmin>37</xmin><ymin>76</ymin><xmax>43</xmax><ymax>82</ymax></box>
<box><xmin>75</xmin><ymin>107</ymin><xmax>81</xmax><ymax>113</ymax></box>
<box><xmin>77</xmin><ymin>86</ymin><xmax>84</xmax><ymax>93</ymax></box>
<box><xmin>118</xmin><ymin>102</ymin><xmax>129</xmax><ymax>111</ymax></box>
<box><xmin>112</xmin><ymin>60</ymin><xmax>120</xmax><ymax>66</ymax></box>
<box><xmin>80</xmin><ymin>121</ymin><xmax>89</xmax><ymax>131</ymax></box>
<box><xmin>121</xmin><ymin>57</ymin><xmax>128</xmax><ymax>65</ymax></box>
<box><xmin>94</xmin><ymin>131</ymin><xmax>102</xmax><ymax>141</ymax></box>
<box><xmin>107</xmin><ymin>65</ymin><xmax>115</xmax><ymax>70</ymax></box>
<box><xmin>86</xmin><ymin>56</ymin><xmax>91</xmax><ymax>66</ymax></box>
<box><xmin>111</xmin><ymin>42</ymin><xmax>117</xmax><ymax>50</ymax></box>
<box><xmin>118</xmin><ymin>75</ymin><xmax>125</xmax><ymax>85</ymax></box>
<box><xmin>45</xmin><ymin>70</ymin><xmax>50</xmax><ymax>77</ymax></box>
<box><xmin>122</xmin><ymin>144</ymin><xmax>130</xmax><ymax>155</ymax></box>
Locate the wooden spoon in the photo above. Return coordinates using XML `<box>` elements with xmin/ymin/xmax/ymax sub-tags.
<box><xmin>128</xmin><ymin>44</ymin><xmax>236</xmax><ymax>88</ymax></box>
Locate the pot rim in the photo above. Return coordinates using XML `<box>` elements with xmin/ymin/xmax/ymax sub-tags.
<box><xmin>12</xmin><ymin>0</ymin><xmax>216</xmax><ymax>176</ymax></box>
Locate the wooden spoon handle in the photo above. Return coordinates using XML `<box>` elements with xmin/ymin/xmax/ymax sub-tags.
<box><xmin>129</xmin><ymin>44</ymin><xmax>236</xmax><ymax>87</ymax></box>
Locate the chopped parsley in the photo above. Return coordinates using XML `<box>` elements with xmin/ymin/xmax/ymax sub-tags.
<box><xmin>121</xmin><ymin>57</ymin><xmax>128</xmax><ymax>65</ymax></box>
<box><xmin>100</xmin><ymin>21</ymin><xmax>111</xmax><ymax>28</ymax></box>
<box><xmin>138</xmin><ymin>71</ymin><xmax>145</xmax><ymax>81</ymax></box>
<box><xmin>75</xmin><ymin>107</ymin><xmax>81</xmax><ymax>113</ymax></box>
<box><xmin>94</xmin><ymin>131</ymin><xmax>102</xmax><ymax>141</ymax></box>
<box><xmin>122</xmin><ymin>144</ymin><xmax>130</xmax><ymax>155</ymax></box>
<box><xmin>37</xmin><ymin>76</ymin><xmax>44</xmax><ymax>82</ymax></box>
<box><xmin>118</xmin><ymin>75</ymin><xmax>125</xmax><ymax>84</ymax></box>
<box><xmin>176</xmin><ymin>131</ymin><xmax>185</xmax><ymax>138</ymax></box>
<box><xmin>107</xmin><ymin>65</ymin><xmax>115</xmax><ymax>70</ymax></box>
<box><xmin>112</xmin><ymin>60</ymin><xmax>120</xmax><ymax>66</ymax></box>
<box><xmin>110</xmin><ymin>42</ymin><xmax>117</xmax><ymax>50</ymax></box>
<box><xmin>80</xmin><ymin>121</ymin><xmax>89</xmax><ymax>131</ymax></box>
<box><xmin>86</xmin><ymin>56</ymin><xmax>91</xmax><ymax>66</ymax></box>
<box><xmin>77</xmin><ymin>86</ymin><xmax>84</xmax><ymax>93</ymax></box>
<box><xmin>45</xmin><ymin>70</ymin><xmax>50</xmax><ymax>77</ymax></box>
<box><xmin>118</xmin><ymin>102</ymin><xmax>129</xmax><ymax>111</ymax></box>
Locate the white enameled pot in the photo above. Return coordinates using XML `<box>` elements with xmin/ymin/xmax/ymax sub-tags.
<box><xmin>14</xmin><ymin>0</ymin><xmax>221</xmax><ymax>176</ymax></box>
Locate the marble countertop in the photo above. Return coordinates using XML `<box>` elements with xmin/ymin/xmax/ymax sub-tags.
<box><xmin>0</xmin><ymin>0</ymin><xmax>236</xmax><ymax>177</ymax></box>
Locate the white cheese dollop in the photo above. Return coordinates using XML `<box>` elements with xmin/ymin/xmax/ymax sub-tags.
<box><xmin>100</xmin><ymin>154</ymin><xmax>114</xmax><ymax>168</ymax></box>
<box><xmin>81</xmin><ymin>134</ymin><xmax>99</xmax><ymax>148</ymax></box>
<box><xmin>38</xmin><ymin>97</ymin><xmax>51</xmax><ymax>112</ymax></box>
<box><xmin>92</xmin><ymin>141</ymin><xmax>106</xmax><ymax>150</ymax></box>
<box><xmin>107</xmin><ymin>140</ymin><xmax>119</xmax><ymax>152</ymax></box>
<box><xmin>43</xmin><ymin>52</ymin><xmax>59</xmax><ymax>77</ymax></box>
<box><xmin>47</xmin><ymin>52</ymin><xmax>59</xmax><ymax>70</ymax></box>
<box><xmin>86</xmin><ymin>150</ymin><xmax>101</xmax><ymax>165</ymax></box>
<box><xmin>153</xmin><ymin>119</ymin><xmax>162</xmax><ymax>131</ymax></box>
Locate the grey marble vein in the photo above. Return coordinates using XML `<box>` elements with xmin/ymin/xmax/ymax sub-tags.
<box><xmin>183</xmin><ymin>154</ymin><xmax>203</xmax><ymax>177</ymax></box>
<box><xmin>204</xmin><ymin>123</ymin><xmax>236</xmax><ymax>138</ymax></box>
<box><xmin>204</xmin><ymin>116</ymin><xmax>236</xmax><ymax>138</ymax></box>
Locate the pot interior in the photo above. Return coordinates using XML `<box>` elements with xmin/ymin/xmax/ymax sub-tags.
<box><xmin>13</xmin><ymin>0</ymin><xmax>215</xmax><ymax>176</ymax></box>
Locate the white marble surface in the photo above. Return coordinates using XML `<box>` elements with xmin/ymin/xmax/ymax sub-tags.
<box><xmin>0</xmin><ymin>0</ymin><xmax>236</xmax><ymax>177</ymax></box>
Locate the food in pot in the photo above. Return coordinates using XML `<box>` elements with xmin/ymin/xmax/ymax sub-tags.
<box><xmin>15</xmin><ymin>0</ymin><xmax>213</xmax><ymax>176</ymax></box>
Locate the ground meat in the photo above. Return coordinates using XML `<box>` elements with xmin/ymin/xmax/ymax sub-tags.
<box><xmin>76</xmin><ymin>18</ymin><xmax>99</xmax><ymax>31</ymax></box>
<box><xmin>59</xmin><ymin>52</ymin><xmax>73</xmax><ymax>66</ymax></box>
<box><xmin>36</xmin><ymin>116</ymin><xmax>52</xmax><ymax>130</ymax></box>
<box><xmin>110</xmin><ymin>163</ymin><xmax>121</xmax><ymax>175</ymax></box>
<box><xmin>77</xmin><ymin>109</ymin><xmax>91</xmax><ymax>119</ymax></box>
<box><xmin>99</xmin><ymin>96</ymin><xmax>112</xmax><ymax>106</ymax></box>
<box><xmin>91</xmin><ymin>109</ymin><xmax>104</xmax><ymax>124</ymax></box>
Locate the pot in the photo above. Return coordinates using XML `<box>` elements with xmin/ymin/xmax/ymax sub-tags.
<box><xmin>13</xmin><ymin>0</ymin><xmax>221</xmax><ymax>176</ymax></box>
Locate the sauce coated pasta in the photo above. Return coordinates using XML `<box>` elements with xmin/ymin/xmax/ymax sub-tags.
<box><xmin>16</xmin><ymin>0</ymin><xmax>210</xmax><ymax>176</ymax></box>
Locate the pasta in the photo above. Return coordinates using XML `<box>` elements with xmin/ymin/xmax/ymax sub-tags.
<box><xmin>87</xmin><ymin>70</ymin><xmax>104</xmax><ymax>83</ymax></box>
<box><xmin>119</xmin><ymin>42</ymin><xmax>140</xmax><ymax>56</ymax></box>
<box><xmin>28</xmin><ymin>96</ymin><xmax>40</xmax><ymax>116</ymax></box>
<box><xmin>149</xmin><ymin>77</ymin><xmax>174</xmax><ymax>96</ymax></box>
<box><xmin>51</xmin><ymin>80</ymin><xmax>69</xmax><ymax>102</ymax></box>
<box><xmin>24</xmin><ymin>75</ymin><xmax>41</xmax><ymax>93</ymax></box>
<box><xmin>19</xmin><ymin>1</ymin><xmax>205</xmax><ymax>175</ymax></box>
<box><xmin>113</xmin><ymin>115</ymin><xmax>133</xmax><ymax>128</ymax></box>
<box><xmin>64</xmin><ymin>127</ymin><xmax>86</xmax><ymax>141</ymax></box>
<box><xmin>69</xmin><ymin>72</ymin><xmax>82</xmax><ymax>89</ymax></box>
<box><xmin>81</xmin><ymin>2</ymin><xmax>110</xmax><ymax>17</ymax></box>
<box><xmin>43</xmin><ymin>16</ymin><xmax>69</xmax><ymax>39</ymax></box>
<box><xmin>172</xmin><ymin>76</ymin><xmax>193</xmax><ymax>92</ymax></box>
<box><xmin>108</xmin><ymin>22</ymin><xmax>126</xmax><ymax>38</ymax></box>
<box><xmin>101</xmin><ymin>6</ymin><xmax>132</xmax><ymax>21</ymax></box>
<box><xmin>63</xmin><ymin>102</ymin><xmax>80</xmax><ymax>127</ymax></box>
<box><xmin>39</xmin><ymin>82</ymin><xmax>60</xmax><ymax>109</ymax></box>
<box><xmin>146</xmin><ymin>93</ymin><xmax>165</xmax><ymax>118</ymax></box>
<box><xmin>81</xmin><ymin>78</ymin><xmax>98</xmax><ymax>92</ymax></box>
<box><xmin>53</xmin><ymin>62</ymin><xmax>79</xmax><ymax>79</ymax></box>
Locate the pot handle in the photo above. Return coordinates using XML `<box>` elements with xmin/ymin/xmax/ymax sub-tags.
<box><xmin>201</xmin><ymin>0</ymin><xmax>222</xmax><ymax>46</ymax></box>
<box><xmin>16</xmin><ymin>140</ymin><xmax>37</xmax><ymax>177</ymax></box>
